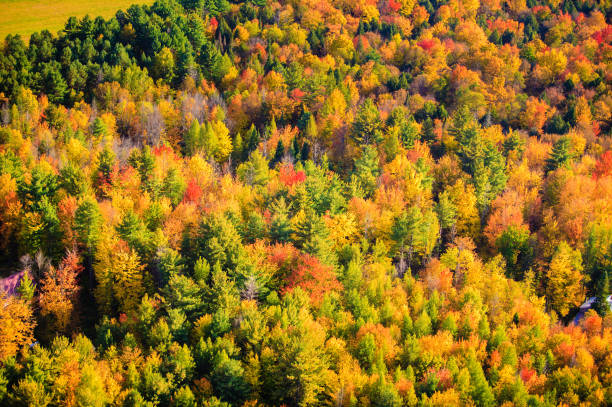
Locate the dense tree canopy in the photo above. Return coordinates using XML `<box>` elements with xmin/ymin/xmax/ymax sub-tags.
<box><xmin>0</xmin><ymin>0</ymin><xmax>610</xmax><ymax>405</ymax></box>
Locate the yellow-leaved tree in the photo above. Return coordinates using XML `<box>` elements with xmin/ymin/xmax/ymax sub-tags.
<box><xmin>210</xmin><ymin>119</ymin><xmax>233</xmax><ymax>162</ymax></box>
<box><xmin>546</xmin><ymin>241</ymin><xmax>584</xmax><ymax>317</ymax></box>
<box><xmin>0</xmin><ymin>292</ymin><xmax>35</xmax><ymax>360</ymax></box>
<box><xmin>95</xmin><ymin>236</ymin><xmax>147</xmax><ymax>316</ymax></box>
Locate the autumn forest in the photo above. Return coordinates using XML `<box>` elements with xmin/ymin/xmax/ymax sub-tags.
<box><xmin>0</xmin><ymin>0</ymin><xmax>610</xmax><ymax>405</ymax></box>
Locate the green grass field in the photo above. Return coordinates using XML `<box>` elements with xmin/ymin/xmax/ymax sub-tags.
<box><xmin>0</xmin><ymin>0</ymin><xmax>154</xmax><ymax>40</ymax></box>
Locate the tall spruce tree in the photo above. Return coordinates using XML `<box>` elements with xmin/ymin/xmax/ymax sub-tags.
<box><xmin>545</xmin><ymin>136</ymin><xmax>573</xmax><ymax>173</ymax></box>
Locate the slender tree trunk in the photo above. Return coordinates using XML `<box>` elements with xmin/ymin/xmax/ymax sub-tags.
<box><xmin>397</xmin><ymin>250</ymin><xmax>406</xmax><ymax>278</ymax></box>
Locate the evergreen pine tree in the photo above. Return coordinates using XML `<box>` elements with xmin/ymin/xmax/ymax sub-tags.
<box><xmin>399</xmin><ymin>118</ymin><xmax>419</xmax><ymax>150</ymax></box>
<box><xmin>351</xmin><ymin>145</ymin><xmax>380</xmax><ymax>198</ymax></box>
<box><xmin>233</xmin><ymin>132</ymin><xmax>243</xmax><ymax>155</ymax></box>
<box><xmin>94</xmin><ymin>148</ymin><xmax>116</xmax><ymax>194</ymax></box>
<box><xmin>184</xmin><ymin>120</ymin><xmax>202</xmax><ymax>156</ymax></box>
<box><xmin>421</xmin><ymin>117</ymin><xmax>436</xmax><ymax>145</ymax></box>
<box><xmin>179</xmin><ymin>0</ymin><xmax>204</xmax><ymax>10</ymax></box>
<box><xmin>391</xmin><ymin>208</ymin><xmax>423</xmax><ymax>276</ymax></box>
<box><xmin>290</xmin><ymin>137</ymin><xmax>301</xmax><ymax>161</ymax></box>
<box><xmin>41</xmin><ymin>62</ymin><xmax>67</xmax><ymax>104</ymax></box>
<box><xmin>162</xmin><ymin>168</ymin><xmax>187</xmax><ymax>207</ymax></box>
<box><xmin>545</xmin><ymin>136</ymin><xmax>573</xmax><ymax>173</ymax></box>
<box><xmin>594</xmin><ymin>269</ymin><xmax>610</xmax><ymax>316</ymax></box>
<box><xmin>244</xmin><ymin>124</ymin><xmax>260</xmax><ymax>160</ymax></box>
<box><xmin>450</xmin><ymin>107</ymin><xmax>507</xmax><ymax>217</ymax></box>
<box><xmin>74</xmin><ymin>197</ymin><xmax>103</xmax><ymax>252</ymax></box>
<box><xmin>294</xmin><ymin>210</ymin><xmax>336</xmax><ymax>265</ymax></box>
<box><xmin>91</xmin><ymin>117</ymin><xmax>107</xmax><ymax>138</ymax></box>
<box><xmin>284</xmin><ymin>61</ymin><xmax>304</xmax><ymax>90</ymax></box>
<box><xmin>269</xmin><ymin>198</ymin><xmax>292</xmax><ymax>243</ymax></box>
<box><xmin>467</xmin><ymin>354</ymin><xmax>496</xmax><ymax>407</ymax></box>
<box><xmin>300</xmin><ymin>141</ymin><xmax>310</xmax><ymax>161</ymax></box>
<box><xmin>436</xmin><ymin>190</ymin><xmax>457</xmax><ymax>243</ymax></box>
<box><xmin>502</xmin><ymin>132</ymin><xmax>525</xmax><ymax>159</ymax></box>
<box><xmin>448</xmin><ymin>105</ymin><xmax>475</xmax><ymax>140</ymax></box>
<box><xmin>270</xmin><ymin>139</ymin><xmax>285</xmax><ymax>168</ymax></box>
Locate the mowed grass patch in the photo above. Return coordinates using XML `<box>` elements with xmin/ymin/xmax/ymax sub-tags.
<box><xmin>0</xmin><ymin>0</ymin><xmax>154</xmax><ymax>40</ymax></box>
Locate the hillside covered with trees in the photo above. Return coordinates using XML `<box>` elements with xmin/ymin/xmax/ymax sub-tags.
<box><xmin>0</xmin><ymin>0</ymin><xmax>611</xmax><ymax>405</ymax></box>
